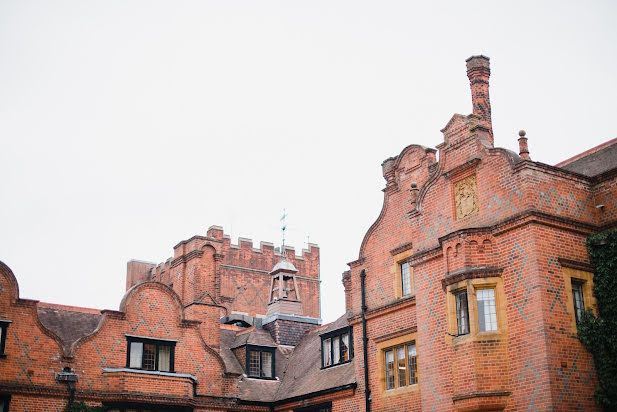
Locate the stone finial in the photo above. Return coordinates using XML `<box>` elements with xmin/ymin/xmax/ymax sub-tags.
<box><xmin>518</xmin><ymin>130</ymin><xmax>530</xmax><ymax>160</ymax></box>
<box><xmin>466</xmin><ymin>55</ymin><xmax>493</xmax><ymax>145</ymax></box>
<box><xmin>381</xmin><ymin>156</ymin><xmax>397</xmax><ymax>188</ymax></box>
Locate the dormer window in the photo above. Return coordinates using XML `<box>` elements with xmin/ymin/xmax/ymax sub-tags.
<box><xmin>321</xmin><ymin>326</ymin><xmax>352</xmax><ymax>368</ymax></box>
<box><xmin>126</xmin><ymin>336</ymin><xmax>175</xmax><ymax>372</ymax></box>
<box><xmin>246</xmin><ymin>345</ymin><xmax>275</xmax><ymax>379</ymax></box>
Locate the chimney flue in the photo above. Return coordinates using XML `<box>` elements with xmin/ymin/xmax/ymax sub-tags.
<box><xmin>466</xmin><ymin>55</ymin><xmax>493</xmax><ymax>144</ymax></box>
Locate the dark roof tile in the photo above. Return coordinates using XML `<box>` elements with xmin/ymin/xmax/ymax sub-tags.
<box><xmin>37</xmin><ymin>305</ymin><xmax>102</xmax><ymax>353</ymax></box>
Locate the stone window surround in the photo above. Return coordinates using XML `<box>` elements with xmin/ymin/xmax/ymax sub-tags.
<box><xmin>445</xmin><ymin>276</ymin><xmax>507</xmax><ymax>344</ymax></box>
<box><xmin>391</xmin><ymin>246</ymin><xmax>415</xmax><ymax>300</ymax></box>
<box><xmin>376</xmin><ymin>332</ymin><xmax>419</xmax><ymax>396</ymax></box>
<box><xmin>561</xmin><ymin>267</ymin><xmax>596</xmax><ymax>334</ymax></box>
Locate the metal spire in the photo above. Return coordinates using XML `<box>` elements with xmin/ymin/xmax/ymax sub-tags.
<box><xmin>280</xmin><ymin>208</ymin><xmax>287</xmax><ymax>261</ymax></box>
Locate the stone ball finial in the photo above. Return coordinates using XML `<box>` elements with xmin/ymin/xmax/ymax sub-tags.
<box><xmin>519</xmin><ymin>130</ymin><xmax>526</xmax><ymax>137</ymax></box>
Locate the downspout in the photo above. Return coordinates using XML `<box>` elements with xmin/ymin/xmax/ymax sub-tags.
<box><xmin>360</xmin><ymin>269</ymin><xmax>371</xmax><ymax>412</ymax></box>
<box><xmin>55</xmin><ymin>367</ymin><xmax>78</xmax><ymax>406</ymax></box>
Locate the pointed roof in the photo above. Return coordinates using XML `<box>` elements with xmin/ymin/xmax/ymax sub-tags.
<box><xmin>270</xmin><ymin>259</ymin><xmax>298</xmax><ymax>274</ymax></box>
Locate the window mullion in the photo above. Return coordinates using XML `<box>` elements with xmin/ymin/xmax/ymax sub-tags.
<box><xmin>260</xmin><ymin>350</ymin><xmax>263</xmax><ymax>377</ymax></box>
<box><xmin>155</xmin><ymin>343</ymin><xmax>159</xmax><ymax>371</ymax></box>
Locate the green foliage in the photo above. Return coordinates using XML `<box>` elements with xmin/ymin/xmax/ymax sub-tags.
<box><xmin>63</xmin><ymin>401</ymin><xmax>105</xmax><ymax>412</ymax></box>
<box><xmin>578</xmin><ymin>230</ymin><xmax>617</xmax><ymax>411</ymax></box>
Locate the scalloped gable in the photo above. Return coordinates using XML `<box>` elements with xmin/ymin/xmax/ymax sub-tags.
<box><xmin>361</xmin><ymin>144</ymin><xmax>438</xmax><ymax>260</ymax></box>
<box><xmin>0</xmin><ymin>260</ymin><xmax>20</xmax><ymax>308</ymax></box>
<box><xmin>440</xmin><ymin>113</ymin><xmax>468</xmax><ymax>146</ymax></box>
<box><xmin>121</xmin><ymin>282</ymin><xmax>185</xmax><ymax>339</ymax></box>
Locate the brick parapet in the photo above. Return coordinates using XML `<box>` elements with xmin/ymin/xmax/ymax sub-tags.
<box><xmin>141</xmin><ymin>227</ymin><xmax>321</xmax><ymax>318</ymax></box>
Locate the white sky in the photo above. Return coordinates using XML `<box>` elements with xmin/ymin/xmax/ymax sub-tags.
<box><xmin>1</xmin><ymin>0</ymin><xmax>616</xmax><ymax>323</ymax></box>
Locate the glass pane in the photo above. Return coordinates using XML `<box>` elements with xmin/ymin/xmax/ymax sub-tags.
<box><xmin>333</xmin><ymin>336</ymin><xmax>340</xmax><ymax>365</ymax></box>
<box><xmin>397</xmin><ymin>346</ymin><xmax>406</xmax><ymax>387</ymax></box>
<box><xmin>385</xmin><ymin>350</ymin><xmax>395</xmax><ymax>390</ymax></box>
<box><xmin>341</xmin><ymin>333</ymin><xmax>349</xmax><ymax>362</ymax></box>
<box><xmin>142</xmin><ymin>343</ymin><xmax>156</xmax><ymax>370</ymax></box>
<box><xmin>158</xmin><ymin>345</ymin><xmax>171</xmax><ymax>372</ymax></box>
<box><xmin>323</xmin><ymin>338</ymin><xmax>332</xmax><ymax>367</ymax></box>
<box><xmin>129</xmin><ymin>342</ymin><xmax>143</xmax><ymax>368</ymax></box>
<box><xmin>572</xmin><ymin>281</ymin><xmax>585</xmax><ymax>323</ymax></box>
<box><xmin>408</xmin><ymin>343</ymin><xmax>417</xmax><ymax>385</ymax></box>
<box><xmin>401</xmin><ymin>262</ymin><xmax>411</xmax><ymax>296</ymax></box>
<box><xmin>477</xmin><ymin>288</ymin><xmax>498</xmax><ymax>331</ymax></box>
<box><xmin>455</xmin><ymin>291</ymin><xmax>470</xmax><ymax>335</ymax></box>
<box><xmin>249</xmin><ymin>350</ymin><xmax>261</xmax><ymax>376</ymax></box>
<box><xmin>262</xmin><ymin>351</ymin><xmax>273</xmax><ymax>378</ymax></box>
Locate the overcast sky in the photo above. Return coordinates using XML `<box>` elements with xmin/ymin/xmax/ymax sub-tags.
<box><xmin>1</xmin><ymin>1</ymin><xmax>616</xmax><ymax>323</ymax></box>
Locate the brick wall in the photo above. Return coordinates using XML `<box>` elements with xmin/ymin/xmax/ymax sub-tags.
<box><xmin>145</xmin><ymin>226</ymin><xmax>321</xmax><ymax>319</ymax></box>
<box><xmin>263</xmin><ymin>318</ymin><xmax>316</xmax><ymax>346</ymax></box>
<box><xmin>343</xmin><ymin>56</ymin><xmax>614</xmax><ymax>411</ymax></box>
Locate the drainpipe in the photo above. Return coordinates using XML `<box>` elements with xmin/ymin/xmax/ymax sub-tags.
<box><xmin>56</xmin><ymin>367</ymin><xmax>79</xmax><ymax>404</ymax></box>
<box><xmin>360</xmin><ymin>269</ymin><xmax>371</xmax><ymax>412</ymax></box>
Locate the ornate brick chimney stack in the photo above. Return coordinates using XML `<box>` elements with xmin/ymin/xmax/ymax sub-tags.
<box><xmin>466</xmin><ymin>55</ymin><xmax>493</xmax><ymax>145</ymax></box>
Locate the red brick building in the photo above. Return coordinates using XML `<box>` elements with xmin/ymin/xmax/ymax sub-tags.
<box><xmin>1</xmin><ymin>56</ymin><xmax>616</xmax><ymax>412</ymax></box>
<box><xmin>343</xmin><ymin>56</ymin><xmax>617</xmax><ymax>411</ymax></box>
<box><xmin>0</xmin><ymin>228</ymin><xmax>357</xmax><ymax>411</ymax></box>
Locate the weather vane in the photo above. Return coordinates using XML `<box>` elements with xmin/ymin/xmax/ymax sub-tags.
<box><xmin>280</xmin><ymin>208</ymin><xmax>288</xmax><ymax>260</ymax></box>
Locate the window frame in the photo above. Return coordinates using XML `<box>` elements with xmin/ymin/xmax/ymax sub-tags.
<box><xmin>454</xmin><ymin>289</ymin><xmax>470</xmax><ymax>336</ymax></box>
<box><xmin>125</xmin><ymin>336</ymin><xmax>176</xmax><ymax>373</ymax></box>
<box><xmin>0</xmin><ymin>394</ymin><xmax>10</xmax><ymax>412</ymax></box>
<box><xmin>377</xmin><ymin>332</ymin><xmax>419</xmax><ymax>394</ymax></box>
<box><xmin>401</xmin><ymin>262</ymin><xmax>412</xmax><ymax>297</ymax></box>
<box><xmin>320</xmin><ymin>326</ymin><xmax>353</xmax><ymax>369</ymax></box>
<box><xmin>391</xmin><ymin>248</ymin><xmax>415</xmax><ymax>300</ymax></box>
<box><xmin>446</xmin><ymin>277</ymin><xmax>506</xmax><ymax>343</ymax></box>
<box><xmin>571</xmin><ymin>279</ymin><xmax>585</xmax><ymax>323</ymax></box>
<box><xmin>382</xmin><ymin>341</ymin><xmax>418</xmax><ymax>392</ymax></box>
<box><xmin>0</xmin><ymin>320</ymin><xmax>10</xmax><ymax>358</ymax></box>
<box><xmin>294</xmin><ymin>402</ymin><xmax>332</xmax><ymax>412</ymax></box>
<box><xmin>246</xmin><ymin>345</ymin><xmax>276</xmax><ymax>379</ymax></box>
<box><xmin>562</xmin><ymin>267</ymin><xmax>596</xmax><ymax>333</ymax></box>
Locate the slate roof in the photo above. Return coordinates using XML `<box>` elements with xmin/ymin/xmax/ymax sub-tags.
<box><xmin>37</xmin><ymin>303</ymin><xmax>102</xmax><ymax>353</ymax></box>
<box><xmin>231</xmin><ymin>327</ymin><xmax>278</xmax><ymax>349</ymax></box>
<box><xmin>220</xmin><ymin>328</ymin><xmax>244</xmax><ymax>375</ymax></box>
<box><xmin>557</xmin><ymin>137</ymin><xmax>617</xmax><ymax>177</ymax></box>
<box><xmin>34</xmin><ymin>301</ymin><xmax>356</xmax><ymax>405</ymax></box>
<box><xmin>235</xmin><ymin>313</ymin><xmax>356</xmax><ymax>403</ymax></box>
<box><xmin>274</xmin><ymin>313</ymin><xmax>355</xmax><ymax>401</ymax></box>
